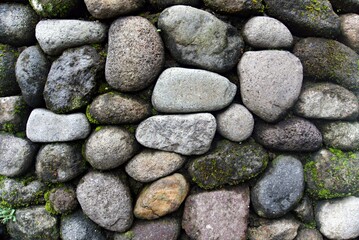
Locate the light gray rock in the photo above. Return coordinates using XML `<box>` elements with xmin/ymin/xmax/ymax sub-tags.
<box><xmin>316</xmin><ymin>196</ymin><xmax>359</xmax><ymax>239</ymax></box>
<box><xmin>243</xmin><ymin>16</ymin><xmax>293</xmax><ymax>49</ymax></box>
<box><xmin>84</xmin><ymin>0</ymin><xmax>145</xmax><ymax>19</ymax></box>
<box><xmin>238</xmin><ymin>50</ymin><xmax>303</xmax><ymax>122</ymax></box>
<box><xmin>0</xmin><ymin>96</ymin><xmax>30</xmax><ymax>133</ymax></box>
<box><xmin>35</xmin><ymin>20</ymin><xmax>107</xmax><ymax>55</ymax></box>
<box><xmin>135</xmin><ymin>114</ymin><xmax>216</xmax><ymax>155</ymax></box>
<box><xmin>106</xmin><ymin>16</ymin><xmax>164</xmax><ymax>92</ymax></box>
<box><xmin>0</xmin><ymin>133</ymin><xmax>37</xmax><ymax>177</ymax></box>
<box><xmin>216</xmin><ymin>104</ymin><xmax>254</xmax><ymax>142</ymax></box>
<box><xmin>84</xmin><ymin>126</ymin><xmax>139</xmax><ymax>170</ymax></box>
<box><xmin>26</xmin><ymin>108</ymin><xmax>91</xmax><ymax>142</ymax></box>
<box><xmin>182</xmin><ymin>185</ymin><xmax>250</xmax><ymax>240</ymax></box>
<box><xmin>295</xmin><ymin>229</ymin><xmax>323</xmax><ymax>240</ymax></box>
<box><xmin>152</xmin><ymin>67</ymin><xmax>237</xmax><ymax>113</ymax></box>
<box><xmin>158</xmin><ymin>5</ymin><xmax>244</xmax><ymax>73</ymax></box>
<box><xmin>29</xmin><ymin>0</ymin><xmax>79</xmax><ymax>18</ymax></box>
<box><xmin>76</xmin><ymin>171</ymin><xmax>133</xmax><ymax>232</ymax></box>
<box><xmin>294</xmin><ymin>82</ymin><xmax>359</xmax><ymax>120</ymax></box>
<box><xmin>203</xmin><ymin>0</ymin><xmax>262</xmax><ymax>14</ymax></box>
<box><xmin>340</xmin><ymin>14</ymin><xmax>359</xmax><ymax>53</ymax></box>
<box><xmin>125</xmin><ymin>149</ymin><xmax>186</xmax><ymax>183</ymax></box>
<box><xmin>0</xmin><ymin>44</ymin><xmax>20</xmax><ymax>97</ymax></box>
<box><xmin>319</xmin><ymin>121</ymin><xmax>359</xmax><ymax>150</ymax></box>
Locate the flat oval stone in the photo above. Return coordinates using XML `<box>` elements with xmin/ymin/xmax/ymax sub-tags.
<box><xmin>135</xmin><ymin>113</ymin><xmax>216</xmax><ymax>155</ymax></box>
<box><xmin>152</xmin><ymin>67</ymin><xmax>237</xmax><ymax>113</ymax></box>
<box><xmin>106</xmin><ymin>16</ymin><xmax>164</xmax><ymax>92</ymax></box>
<box><xmin>26</xmin><ymin>108</ymin><xmax>91</xmax><ymax>142</ymax></box>
<box><xmin>319</xmin><ymin>121</ymin><xmax>359</xmax><ymax>150</ymax></box>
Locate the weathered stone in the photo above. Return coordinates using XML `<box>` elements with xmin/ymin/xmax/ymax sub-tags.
<box><xmin>137</xmin><ymin>114</ymin><xmax>216</xmax><ymax>155</ymax></box>
<box><xmin>46</xmin><ymin>186</ymin><xmax>78</xmax><ymax>215</ymax></box>
<box><xmin>106</xmin><ymin>16</ymin><xmax>164</xmax><ymax>92</ymax></box>
<box><xmin>238</xmin><ymin>50</ymin><xmax>303</xmax><ymax>122</ymax></box>
<box><xmin>158</xmin><ymin>5</ymin><xmax>244</xmax><ymax>72</ymax></box>
<box><xmin>330</xmin><ymin>0</ymin><xmax>359</xmax><ymax>13</ymax></box>
<box><xmin>0</xmin><ymin>96</ymin><xmax>30</xmax><ymax>133</ymax></box>
<box><xmin>203</xmin><ymin>0</ymin><xmax>262</xmax><ymax>14</ymax></box>
<box><xmin>152</xmin><ymin>67</ymin><xmax>237</xmax><ymax>113</ymax></box>
<box><xmin>319</xmin><ymin>121</ymin><xmax>359</xmax><ymax>150</ymax></box>
<box><xmin>295</xmin><ymin>229</ymin><xmax>323</xmax><ymax>240</ymax></box>
<box><xmin>340</xmin><ymin>14</ymin><xmax>359</xmax><ymax>53</ymax></box>
<box><xmin>29</xmin><ymin>0</ymin><xmax>79</xmax><ymax>18</ymax></box>
<box><xmin>188</xmin><ymin>139</ymin><xmax>268</xmax><ymax>189</ymax></box>
<box><xmin>149</xmin><ymin>0</ymin><xmax>201</xmax><ymax>10</ymax></box>
<box><xmin>84</xmin><ymin>0</ymin><xmax>145</xmax><ymax>19</ymax></box>
<box><xmin>134</xmin><ymin>173</ymin><xmax>189</xmax><ymax>219</ymax></box>
<box><xmin>0</xmin><ymin>44</ymin><xmax>20</xmax><ymax>97</ymax></box>
<box><xmin>293</xmin><ymin>196</ymin><xmax>315</xmax><ymax>224</ymax></box>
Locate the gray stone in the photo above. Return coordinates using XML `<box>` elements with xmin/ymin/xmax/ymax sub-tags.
<box><xmin>0</xmin><ymin>3</ymin><xmax>39</xmax><ymax>46</ymax></box>
<box><xmin>61</xmin><ymin>210</ymin><xmax>106</xmax><ymax>240</ymax></box>
<box><xmin>293</xmin><ymin>38</ymin><xmax>359</xmax><ymax>90</ymax></box>
<box><xmin>216</xmin><ymin>104</ymin><xmax>254</xmax><ymax>142</ymax></box>
<box><xmin>29</xmin><ymin>0</ymin><xmax>79</xmax><ymax>18</ymax></box>
<box><xmin>152</xmin><ymin>67</ymin><xmax>237</xmax><ymax>113</ymax></box>
<box><xmin>135</xmin><ymin>113</ymin><xmax>216</xmax><ymax>155</ymax></box>
<box><xmin>7</xmin><ymin>206</ymin><xmax>58</xmax><ymax>240</ymax></box>
<box><xmin>265</xmin><ymin>0</ymin><xmax>340</xmax><ymax>38</ymax></box>
<box><xmin>340</xmin><ymin>14</ymin><xmax>359</xmax><ymax>53</ymax></box>
<box><xmin>319</xmin><ymin>121</ymin><xmax>359</xmax><ymax>150</ymax></box>
<box><xmin>26</xmin><ymin>108</ymin><xmax>91</xmax><ymax>142</ymax></box>
<box><xmin>106</xmin><ymin>16</ymin><xmax>164</xmax><ymax>92</ymax></box>
<box><xmin>84</xmin><ymin>0</ymin><xmax>145</xmax><ymax>19</ymax></box>
<box><xmin>188</xmin><ymin>139</ymin><xmax>268</xmax><ymax>189</ymax></box>
<box><xmin>15</xmin><ymin>45</ymin><xmax>50</xmax><ymax>108</ymax></box>
<box><xmin>47</xmin><ymin>186</ymin><xmax>78</xmax><ymax>214</ymax></box>
<box><xmin>293</xmin><ymin>196</ymin><xmax>315</xmax><ymax>224</ymax></box>
<box><xmin>0</xmin><ymin>133</ymin><xmax>37</xmax><ymax>177</ymax></box>
<box><xmin>304</xmin><ymin>148</ymin><xmax>359</xmax><ymax>199</ymax></box>
<box><xmin>44</xmin><ymin>46</ymin><xmax>102</xmax><ymax>113</ymax></box>
<box><xmin>0</xmin><ymin>96</ymin><xmax>30</xmax><ymax>133</ymax></box>
<box><xmin>243</xmin><ymin>16</ymin><xmax>293</xmax><ymax>49</ymax></box>
<box><xmin>36</xmin><ymin>143</ymin><xmax>87</xmax><ymax>183</ymax></box>
<box><xmin>203</xmin><ymin>0</ymin><xmax>262</xmax><ymax>14</ymax></box>
<box><xmin>86</xmin><ymin>92</ymin><xmax>151</xmax><ymax>125</ymax></box>
<box><xmin>316</xmin><ymin>196</ymin><xmax>359</xmax><ymax>239</ymax></box>
<box><xmin>251</xmin><ymin>156</ymin><xmax>304</xmax><ymax>218</ymax></box>
<box><xmin>295</xmin><ymin>229</ymin><xmax>323</xmax><ymax>240</ymax></box>
<box><xmin>182</xmin><ymin>185</ymin><xmax>249</xmax><ymax>240</ymax></box>
<box><xmin>238</xmin><ymin>50</ymin><xmax>303</xmax><ymax>122</ymax></box>
<box><xmin>253</xmin><ymin>117</ymin><xmax>322</xmax><ymax>152</ymax></box>
<box><xmin>0</xmin><ymin>44</ymin><xmax>20</xmax><ymax>97</ymax></box>
<box><xmin>125</xmin><ymin>149</ymin><xmax>186</xmax><ymax>183</ymax></box>
<box><xmin>84</xmin><ymin>126</ymin><xmax>139</xmax><ymax>170</ymax></box>
<box><xmin>158</xmin><ymin>5</ymin><xmax>244</xmax><ymax>73</ymax></box>
<box><xmin>149</xmin><ymin>0</ymin><xmax>201</xmax><ymax>10</ymax></box>
<box><xmin>76</xmin><ymin>171</ymin><xmax>133</xmax><ymax>232</ymax></box>
<box><xmin>294</xmin><ymin>82</ymin><xmax>359</xmax><ymax>120</ymax></box>
<box><xmin>36</xmin><ymin>20</ymin><xmax>107</xmax><ymax>55</ymax></box>
<box><xmin>330</xmin><ymin>0</ymin><xmax>359</xmax><ymax>13</ymax></box>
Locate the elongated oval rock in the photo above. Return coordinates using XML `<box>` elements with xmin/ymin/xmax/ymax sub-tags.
<box><xmin>26</xmin><ymin>108</ymin><xmax>91</xmax><ymax>142</ymax></box>
<box><xmin>319</xmin><ymin>121</ymin><xmax>359</xmax><ymax>150</ymax></box>
<box><xmin>135</xmin><ymin>114</ymin><xmax>216</xmax><ymax>155</ymax></box>
<box><xmin>152</xmin><ymin>68</ymin><xmax>237</xmax><ymax>113</ymax></box>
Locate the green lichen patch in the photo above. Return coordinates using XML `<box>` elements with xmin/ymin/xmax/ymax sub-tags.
<box><xmin>86</xmin><ymin>105</ymin><xmax>99</xmax><ymax>124</ymax></box>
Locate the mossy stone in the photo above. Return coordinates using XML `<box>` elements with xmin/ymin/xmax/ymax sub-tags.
<box><xmin>29</xmin><ymin>0</ymin><xmax>79</xmax><ymax>18</ymax></box>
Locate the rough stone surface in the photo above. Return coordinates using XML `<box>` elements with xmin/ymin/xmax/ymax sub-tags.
<box><xmin>84</xmin><ymin>0</ymin><xmax>145</xmax><ymax>19</ymax></box>
<box><xmin>36</xmin><ymin>20</ymin><xmax>107</xmax><ymax>55</ymax></box>
<box><xmin>294</xmin><ymin>82</ymin><xmax>359</xmax><ymax>120</ymax></box>
<box><xmin>15</xmin><ymin>45</ymin><xmax>50</xmax><ymax>107</ymax></box>
<box><xmin>136</xmin><ymin>114</ymin><xmax>216</xmax><ymax>155</ymax></box>
<box><xmin>265</xmin><ymin>0</ymin><xmax>340</xmax><ymax>38</ymax></box>
<box><xmin>87</xmin><ymin>92</ymin><xmax>151</xmax><ymax>124</ymax></box>
<box><xmin>340</xmin><ymin>14</ymin><xmax>359</xmax><ymax>53</ymax></box>
<box><xmin>216</xmin><ymin>104</ymin><xmax>254</xmax><ymax>142</ymax></box>
<box><xmin>61</xmin><ymin>210</ymin><xmax>106</xmax><ymax>240</ymax></box>
<box><xmin>203</xmin><ymin>0</ymin><xmax>262</xmax><ymax>14</ymax></box>
<box><xmin>315</xmin><ymin>196</ymin><xmax>359</xmax><ymax>239</ymax></box>
<box><xmin>295</xmin><ymin>229</ymin><xmax>323</xmax><ymax>240</ymax></box>
<box><xmin>0</xmin><ymin>44</ymin><xmax>20</xmax><ymax>97</ymax></box>
<box><xmin>319</xmin><ymin>121</ymin><xmax>359</xmax><ymax>150</ymax></box>
<box><xmin>149</xmin><ymin>0</ymin><xmax>201</xmax><ymax>10</ymax></box>
<box><xmin>0</xmin><ymin>3</ymin><xmax>39</xmax><ymax>46</ymax></box>
<box><xmin>253</xmin><ymin>117</ymin><xmax>322</xmax><ymax>152</ymax></box>
<box><xmin>106</xmin><ymin>16</ymin><xmax>164</xmax><ymax>92</ymax></box>
<box><xmin>134</xmin><ymin>173</ymin><xmax>189</xmax><ymax>220</ymax></box>
<box><xmin>29</xmin><ymin>0</ymin><xmax>79</xmax><ymax>18</ymax></box>
<box><xmin>76</xmin><ymin>171</ymin><xmax>133</xmax><ymax>232</ymax></box>
<box><xmin>47</xmin><ymin>186</ymin><xmax>78</xmax><ymax>214</ymax></box>
<box><xmin>152</xmin><ymin>67</ymin><xmax>237</xmax><ymax>113</ymax></box>
<box><xmin>330</xmin><ymin>0</ymin><xmax>359</xmax><ymax>13</ymax></box>
<box><xmin>293</xmin><ymin>196</ymin><xmax>315</xmax><ymax>224</ymax></box>
<box><xmin>44</xmin><ymin>46</ymin><xmax>102</xmax><ymax>113</ymax></box>
<box><xmin>188</xmin><ymin>139</ymin><xmax>268</xmax><ymax>189</ymax></box>
<box><xmin>293</xmin><ymin>38</ymin><xmax>359</xmax><ymax>90</ymax></box>
<box><xmin>243</xmin><ymin>16</ymin><xmax>293</xmax><ymax>49</ymax></box>
<box><xmin>26</xmin><ymin>108</ymin><xmax>91</xmax><ymax>142</ymax></box>
<box><xmin>125</xmin><ymin>149</ymin><xmax>186</xmax><ymax>183</ymax></box>
<box><xmin>36</xmin><ymin>143</ymin><xmax>87</xmax><ymax>183</ymax></box>
<box><xmin>238</xmin><ymin>50</ymin><xmax>303</xmax><ymax>122</ymax></box>
<box><xmin>251</xmin><ymin>156</ymin><xmax>304</xmax><ymax>218</ymax></box>
<box><xmin>182</xmin><ymin>185</ymin><xmax>249</xmax><ymax>240</ymax></box>
<box><xmin>158</xmin><ymin>5</ymin><xmax>244</xmax><ymax>73</ymax></box>
<box><xmin>84</xmin><ymin>126</ymin><xmax>139</xmax><ymax>170</ymax></box>
<box><xmin>7</xmin><ymin>206</ymin><xmax>58</xmax><ymax>240</ymax></box>
<box><xmin>0</xmin><ymin>96</ymin><xmax>30</xmax><ymax>133</ymax></box>
<box><xmin>0</xmin><ymin>133</ymin><xmax>37</xmax><ymax>177</ymax></box>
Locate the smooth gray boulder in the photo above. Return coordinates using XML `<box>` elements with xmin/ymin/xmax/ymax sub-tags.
<box><xmin>35</xmin><ymin>20</ymin><xmax>107</xmax><ymax>55</ymax></box>
<box><xmin>135</xmin><ymin>114</ymin><xmax>216</xmax><ymax>155</ymax></box>
<box><xmin>0</xmin><ymin>96</ymin><xmax>30</xmax><ymax>133</ymax></box>
<box><xmin>152</xmin><ymin>67</ymin><xmax>237</xmax><ymax>113</ymax></box>
<box><xmin>158</xmin><ymin>5</ymin><xmax>244</xmax><ymax>73</ymax></box>
<box><xmin>29</xmin><ymin>0</ymin><xmax>79</xmax><ymax>18</ymax></box>
<box><xmin>0</xmin><ymin>44</ymin><xmax>20</xmax><ymax>97</ymax></box>
<box><xmin>319</xmin><ymin>121</ymin><xmax>359</xmax><ymax>150</ymax></box>
<box><xmin>340</xmin><ymin>14</ymin><xmax>359</xmax><ymax>53</ymax></box>
<box><xmin>238</xmin><ymin>50</ymin><xmax>303</xmax><ymax>122</ymax></box>
<box><xmin>26</xmin><ymin>108</ymin><xmax>91</xmax><ymax>142</ymax></box>
<box><xmin>84</xmin><ymin>0</ymin><xmax>145</xmax><ymax>19</ymax></box>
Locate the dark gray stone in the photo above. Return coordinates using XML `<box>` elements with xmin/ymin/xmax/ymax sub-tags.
<box><xmin>330</xmin><ymin>0</ymin><xmax>359</xmax><ymax>13</ymax></box>
<box><xmin>15</xmin><ymin>45</ymin><xmax>50</xmax><ymax>108</ymax></box>
<box><xmin>293</xmin><ymin>196</ymin><xmax>315</xmax><ymax>224</ymax></box>
<box><xmin>47</xmin><ymin>186</ymin><xmax>78</xmax><ymax>214</ymax></box>
<box><xmin>295</xmin><ymin>229</ymin><xmax>323</xmax><ymax>240</ymax></box>
<box><xmin>149</xmin><ymin>0</ymin><xmax>201</xmax><ymax>10</ymax></box>
<box><xmin>319</xmin><ymin>121</ymin><xmax>359</xmax><ymax>150</ymax></box>
<box><xmin>158</xmin><ymin>5</ymin><xmax>244</xmax><ymax>73</ymax></box>
<box><xmin>0</xmin><ymin>96</ymin><xmax>30</xmax><ymax>133</ymax></box>
<box><xmin>44</xmin><ymin>46</ymin><xmax>102</xmax><ymax>113</ymax></box>
<box><xmin>251</xmin><ymin>156</ymin><xmax>304</xmax><ymax>218</ymax></box>
<box><xmin>203</xmin><ymin>0</ymin><xmax>262</xmax><ymax>14</ymax></box>
<box><xmin>84</xmin><ymin>0</ymin><xmax>145</xmax><ymax>19</ymax></box>
<box><xmin>0</xmin><ymin>44</ymin><xmax>20</xmax><ymax>97</ymax></box>
<box><xmin>29</xmin><ymin>0</ymin><xmax>79</xmax><ymax>18</ymax></box>
<box><xmin>253</xmin><ymin>117</ymin><xmax>323</xmax><ymax>152</ymax></box>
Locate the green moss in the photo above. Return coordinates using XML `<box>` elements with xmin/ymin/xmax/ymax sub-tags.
<box><xmin>95</xmin><ymin>126</ymin><xmax>104</xmax><ymax>132</ymax></box>
<box><xmin>123</xmin><ymin>230</ymin><xmax>135</xmax><ymax>239</ymax></box>
<box><xmin>97</xmin><ymin>82</ymin><xmax>113</xmax><ymax>94</ymax></box>
<box><xmin>303</xmin><ymin>220</ymin><xmax>317</xmax><ymax>229</ymax></box>
<box><xmin>86</xmin><ymin>105</ymin><xmax>99</xmax><ymax>124</ymax></box>
<box><xmin>71</xmin><ymin>96</ymin><xmax>85</xmax><ymax>110</ymax></box>
<box><xmin>2</xmin><ymin>123</ymin><xmax>15</xmax><ymax>133</ymax></box>
<box><xmin>30</xmin><ymin>0</ymin><xmax>74</xmax><ymax>18</ymax></box>
<box><xmin>15</xmin><ymin>132</ymin><xmax>26</xmax><ymax>138</ymax></box>
<box><xmin>122</xmin><ymin>125</ymin><xmax>137</xmax><ymax>134</ymax></box>
<box><xmin>305</xmin><ymin>0</ymin><xmax>329</xmax><ymax>13</ymax></box>
<box><xmin>44</xmin><ymin>190</ymin><xmax>58</xmax><ymax>215</ymax></box>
